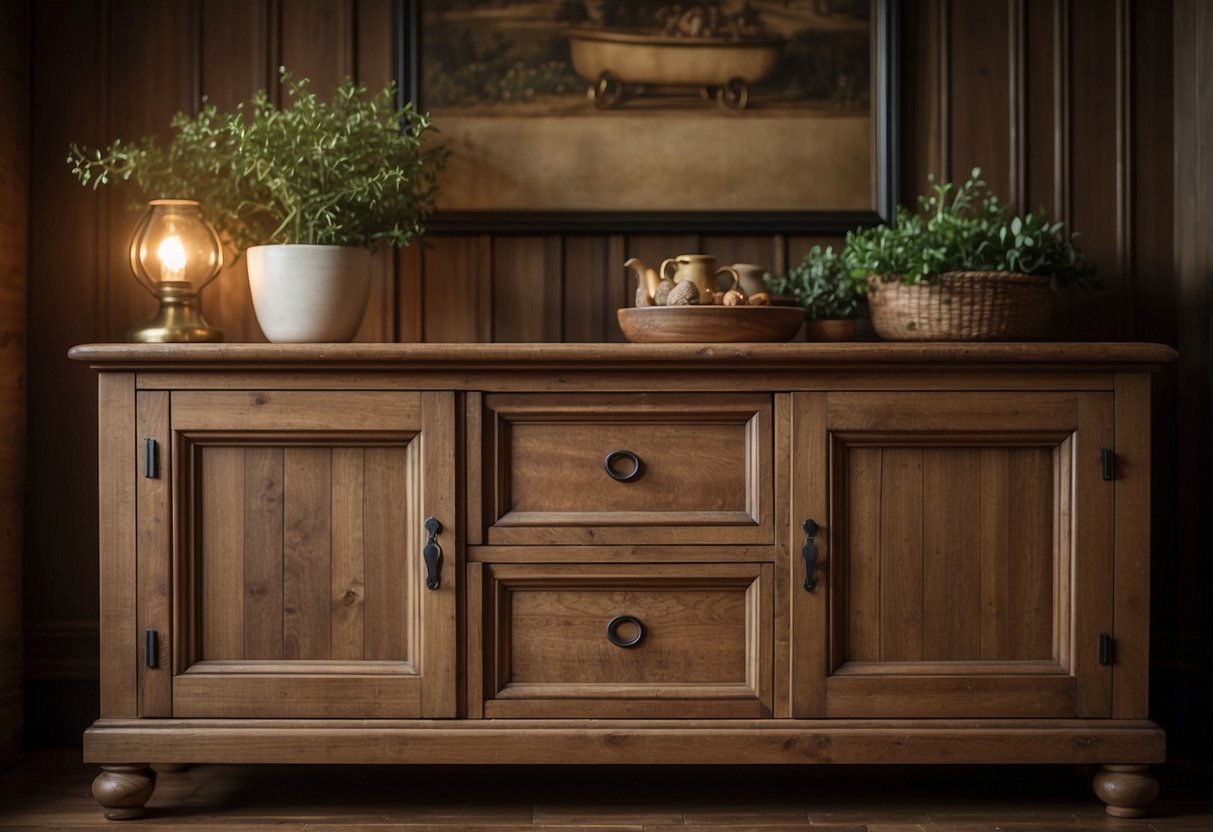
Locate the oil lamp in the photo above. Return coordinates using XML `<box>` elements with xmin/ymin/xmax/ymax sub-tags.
<box><xmin>127</xmin><ymin>199</ymin><xmax>223</xmax><ymax>342</ymax></box>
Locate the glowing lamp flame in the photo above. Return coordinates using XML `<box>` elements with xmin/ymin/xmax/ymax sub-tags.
<box><xmin>157</xmin><ymin>235</ymin><xmax>188</xmax><ymax>281</ymax></box>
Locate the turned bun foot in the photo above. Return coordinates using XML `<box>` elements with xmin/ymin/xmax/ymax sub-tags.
<box><xmin>92</xmin><ymin>764</ymin><xmax>156</xmax><ymax>820</ymax></box>
<box><xmin>1093</xmin><ymin>764</ymin><xmax>1159</xmax><ymax>817</ymax></box>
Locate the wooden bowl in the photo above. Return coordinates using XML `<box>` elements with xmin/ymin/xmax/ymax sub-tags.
<box><xmin>617</xmin><ymin>305</ymin><xmax>805</xmax><ymax>343</ymax></box>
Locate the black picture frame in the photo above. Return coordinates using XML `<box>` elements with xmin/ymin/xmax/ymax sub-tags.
<box><xmin>395</xmin><ymin>0</ymin><xmax>898</xmax><ymax>234</ymax></box>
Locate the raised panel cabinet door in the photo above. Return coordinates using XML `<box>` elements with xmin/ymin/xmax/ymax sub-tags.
<box><xmin>136</xmin><ymin>389</ymin><xmax>457</xmax><ymax>719</ymax></box>
<box><xmin>790</xmin><ymin>391</ymin><xmax>1114</xmax><ymax>719</ymax></box>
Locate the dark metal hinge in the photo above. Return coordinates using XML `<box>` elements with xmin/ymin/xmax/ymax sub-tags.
<box><xmin>1099</xmin><ymin>633</ymin><xmax>1114</xmax><ymax>666</ymax></box>
<box><xmin>144</xmin><ymin>438</ymin><xmax>159</xmax><ymax>479</ymax></box>
<box><xmin>144</xmin><ymin>629</ymin><xmax>159</xmax><ymax>668</ymax></box>
<box><xmin>1101</xmin><ymin>448</ymin><xmax>1115</xmax><ymax>481</ymax></box>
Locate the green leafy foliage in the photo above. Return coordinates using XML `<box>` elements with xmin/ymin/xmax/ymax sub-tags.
<box><xmin>766</xmin><ymin>245</ymin><xmax>864</xmax><ymax>320</ymax></box>
<box><xmin>843</xmin><ymin>168</ymin><xmax>1096</xmax><ymax>290</ymax></box>
<box><xmin>67</xmin><ymin>69</ymin><xmax>446</xmax><ymax>253</ymax></box>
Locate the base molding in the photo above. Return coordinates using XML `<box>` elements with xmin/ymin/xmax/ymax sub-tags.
<box><xmin>84</xmin><ymin>718</ymin><xmax>1165</xmax><ymax>766</ymax></box>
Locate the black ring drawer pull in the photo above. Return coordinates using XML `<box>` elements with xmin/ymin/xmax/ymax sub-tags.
<box><xmin>603</xmin><ymin>449</ymin><xmax>643</xmax><ymax>482</ymax></box>
<box><xmin>605</xmin><ymin>614</ymin><xmax>644</xmax><ymax>648</ymax></box>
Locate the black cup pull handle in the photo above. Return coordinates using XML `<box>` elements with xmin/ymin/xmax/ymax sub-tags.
<box><xmin>606</xmin><ymin>614</ymin><xmax>644</xmax><ymax>648</ymax></box>
<box><xmin>603</xmin><ymin>450</ymin><xmax>643</xmax><ymax>482</ymax></box>
<box><xmin>423</xmin><ymin>516</ymin><xmax>442</xmax><ymax>590</ymax></box>
<box><xmin>802</xmin><ymin>519</ymin><xmax>820</xmax><ymax>592</ymax></box>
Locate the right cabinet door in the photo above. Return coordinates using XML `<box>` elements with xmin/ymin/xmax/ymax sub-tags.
<box><xmin>792</xmin><ymin>391</ymin><xmax>1114</xmax><ymax>719</ymax></box>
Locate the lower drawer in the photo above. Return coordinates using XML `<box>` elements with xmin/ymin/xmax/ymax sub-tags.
<box><xmin>470</xmin><ymin>562</ymin><xmax>773</xmax><ymax>718</ymax></box>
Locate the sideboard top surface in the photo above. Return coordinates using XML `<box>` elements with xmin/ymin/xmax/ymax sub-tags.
<box><xmin>69</xmin><ymin>342</ymin><xmax>1177</xmax><ymax>372</ymax></box>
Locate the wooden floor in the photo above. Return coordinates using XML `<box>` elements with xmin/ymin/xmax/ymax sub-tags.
<box><xmin>0</xmin><ymin>751</ymin><xmax>1209</xmax><ymax>831</ymax></box>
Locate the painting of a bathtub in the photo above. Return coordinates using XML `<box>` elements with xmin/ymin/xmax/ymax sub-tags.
<box><xmin>566</xmin><ymin>29</ymin><xmax>787</xmax><ymax>110</ymax></box>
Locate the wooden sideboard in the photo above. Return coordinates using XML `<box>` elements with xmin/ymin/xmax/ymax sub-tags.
<box><xmin>71</xmin><ymin>342</ymin><xmax>1173</xmax><ymax>820</ymax></box>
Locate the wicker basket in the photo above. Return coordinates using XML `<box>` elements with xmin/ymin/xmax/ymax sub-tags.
<box><xmin>866</xmin><ymin>271</ymin><xmax>1052</xmax><ymax>341</ymax></box>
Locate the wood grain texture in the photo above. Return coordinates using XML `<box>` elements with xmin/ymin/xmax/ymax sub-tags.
<box><xmin>242</xmin><ymin>448</ymin><xmax>284</xmax><ymax>660</ymax></box>
<box><xmin>477</xmin><ymin>563</ymin><xmax>770</xmax><ymax>719</ymax></box>
<box><xmin>81</xmin><ymin>717</ymin><xmax>1166</xmax><ymax>766</ymax></box>
<box><xmin>97</xmin><ymin>374</ymin><xmax>137</xmax><ymax>717</ymax></box>
<box><xmin>1073</xmin><ymin>392</ymin><xmax>1115</xmax><ymax>717</ymax></box>
<box><xmin>483</xmin><ymin>392</ymin><xmax>773</xmax><ymax>546</ymax></box>
<box><xmin>1113</xmin><ymin>373</ymin><xmax>1151</xmax><ymax>718</ymax></box>
<box><xmin>823</xmin><ymin>389</ymin><xmax>1115</xmax><ymax>719</ymax></box>
<box><xmin>135</xmin><ymin>392</ymin><xmax>171</xmax><ymax>717</ymax></box>
<box><xmin>163</xmin><ymin>390</ymin><xmax>454</xmax><ymax>719</ymax></box>
<box><xmin>282</xmin><ymin>448</ymin><xmax>332</xmax><ymax>660</ymax></box>
<box><xmin>27</xmin><ymin>3</ymin><xmax>1199</xmax><ymax>760</ymax></box>
<box><xmin>199</xmin><ymin>447</ymin><xmax>247</xmax><ymax>661</ymax></box>
<box><xmin>198</xmin><ymin>0</ymin><xmax>274</xmax><ymax>343</ymax></box>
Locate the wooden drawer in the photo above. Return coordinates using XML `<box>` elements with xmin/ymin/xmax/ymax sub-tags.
<box><xmin>478</xmin><ymin>393</ymin><xmax>773</xmax><ymax>545</ymax></box>
<box><xmin>470</xmin><ymin>562</ymin><xmax>773</xmax><ymax>718</ymax></box>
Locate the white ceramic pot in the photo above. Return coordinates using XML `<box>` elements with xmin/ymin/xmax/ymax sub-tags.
<box><xmin>247</xmin><ymin>244</ymin><xmax>372</xmax><ymax>343</ymax></box>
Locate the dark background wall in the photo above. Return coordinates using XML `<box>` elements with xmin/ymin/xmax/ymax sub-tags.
<box><xmin>10</xmin><ymin>0</ymin><xmax>1211</xmax><ymax>771</ymax></box>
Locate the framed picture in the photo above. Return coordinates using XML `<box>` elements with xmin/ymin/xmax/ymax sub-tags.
<box><xmin>395</xmin><ymin>0</ymin><xmax>898</xmax><ymax>232</ymax></box>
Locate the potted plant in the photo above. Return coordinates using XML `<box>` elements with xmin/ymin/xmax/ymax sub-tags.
<box><xmin>765</xmin><ymin>245</ymin><xmax>863</xmax><ymax>341</ymax></box>
<box><xmin>68</xmin><ymin>69</ymin><xmax>445</xmax><ymax>342</ymax></box>
<box><xmin>843</xmin><ymin>168</ymin><xmax>1095</xmax><ymax>340</ymax></box>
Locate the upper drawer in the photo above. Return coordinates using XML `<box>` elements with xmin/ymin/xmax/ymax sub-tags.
<box><xmin>478</xmin><ymin>393</ymin><xmax>773</xmax><ymax>545</ymax></box>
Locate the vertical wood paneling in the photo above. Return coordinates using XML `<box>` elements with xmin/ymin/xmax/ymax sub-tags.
<box><xmin>364</xmin><ymin>446</ymin><xmax>408</xmax><ymax>661</ymax></box>
<box><xmin>0</xmin><ymin>0</ymin><xmax>27</xmax><ymax>765</ymax></box>
<box><xmin>1023</xmin><ymin>0</ymin><xmax>1061</xmax><ymax>222</ymax></box>
<box><xmin>106</xmin><ymin>0</ymin><xmax>198</xmax><ymax>342</ymax></box>
<box><xmin>844</xmin><ymin>448</ymin><xmax>882</xmax><ymax>662</ymax></box>
<box><xmin>900</xmin><ymin>0</ymin><xmax>947</xmax><ymax>196</ymax></box>
<box><xmin>921</xmin><ymin>450</ymin><xmax>981</xmax><ymax>660</ymax></box>
<box><xmin>200</xmin><ymin>0</ymin><xmax>275</xmax><ymax>343</ymax></box>
<box><xmin>562</xmin><ymin>236</ymin><xmax>613</xmax><ymax>343</ymax></box>
<box><xmin>1067</xmin><ymin>0</ymin><xmax>1122</xmax><ymax>340</ymax></box>
<box><xmin>201</xmin><ymin>447</ymin><xmax>246</xmax><ymax>661</ymax></box>
<box><xmin>27</xmin><ymin>0</ymin><xmax>107</xmax><ymax>650</ymax></box>
<box><xmin>879</xmin><ymin>449</ymin><xmax>923</xmax><ymax>661</ymax></box>
<box><xmin>948</xmin><ymin>0</ymin><xmax>1013</xmax><ymax>195</ymax></box>
<box><xmin>353</xmin><ymin>0</ymin><xmax>397</xmax><ymax>344</ymax></box>
<box><xmin>1130</xmin><ymin>0</ymin><xmax>1176</xmax><ymax>345</ymax></box>
<box><xmin>278</xmin><ymin>0</ymin><xmax>354</xmax><ymax>98</ymax></box>
<box><xmin>397</xmin><ymin>243</ymin><xmax>424</xmax><ymax>342</ymax></box>
<box><xmin>242</xmin><ymin>448</ymin><xmax>284</xmax><ymax>660</ymax></box>
<box><xmin>422</xmin><ymin>236</ymin><xmax>493</xmax><ymax>342</ymax></box>
<box><xmin>330</xmin><ymin>448</ymin><xmax>366</xmax><ymax>661</ymax></box>
<box><xmin>494</xmin><ymin>237</ymin><xmax>563</xmax><ymax>342</ymax></box>
<box><xmin>282</xmin><ymin>448</ymin><xmax>332</xmax><ymax>660</ymax></box>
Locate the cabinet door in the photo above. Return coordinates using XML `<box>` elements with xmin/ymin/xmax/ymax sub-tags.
<box><xmin>137</xmin><ymin>390</ymin><xmax>456</xmax><ymax>719</ymax></box>
<box><xmin>791</xmin><ymin>391</ymin><xmax>1113</xmax><ymax>718</ymax></box>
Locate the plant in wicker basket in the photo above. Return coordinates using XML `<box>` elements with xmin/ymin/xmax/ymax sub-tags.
<box><xmin>843</xmin><ymin>168</ymin><xmax>1096</xmax><ymax>340</ymax></box>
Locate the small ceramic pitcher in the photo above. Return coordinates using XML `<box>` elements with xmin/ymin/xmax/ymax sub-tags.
<box><xmin>660</xmin><ymin>254</ymin><xmax>739</xmax><ymax>304</ymax></box>
<box><xmin>730</xmin><ymin>263</ymin><xmax>769</xmax><ymax>297</ymax></box>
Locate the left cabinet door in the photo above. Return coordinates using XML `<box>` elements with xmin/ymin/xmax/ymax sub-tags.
<box><xmin>136</xmin><ymin>389</ymin><xmax>457</xmax><ymax>719</ymax></box>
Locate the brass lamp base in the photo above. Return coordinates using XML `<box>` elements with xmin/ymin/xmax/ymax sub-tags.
<box><xmin>128</xmin><ymin>282</ymin><xmax>223</xmax><ymax>343</ymax></box>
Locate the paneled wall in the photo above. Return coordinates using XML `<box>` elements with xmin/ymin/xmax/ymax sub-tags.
<box><xmin>0</xmin><ymin>0</ymin><xmax>28</xmax><ymax>767</ymax></box>
<box><xmin>23</xmin><ymin>0</ymin><xmax>1209</xmax><ymax>763</ymax></box>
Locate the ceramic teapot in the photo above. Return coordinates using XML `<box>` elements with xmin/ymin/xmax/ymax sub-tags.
<box><xmin>659</xmin><ymin>254</ymin><xmax>739</xmax><ymax>304</ymax></box>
